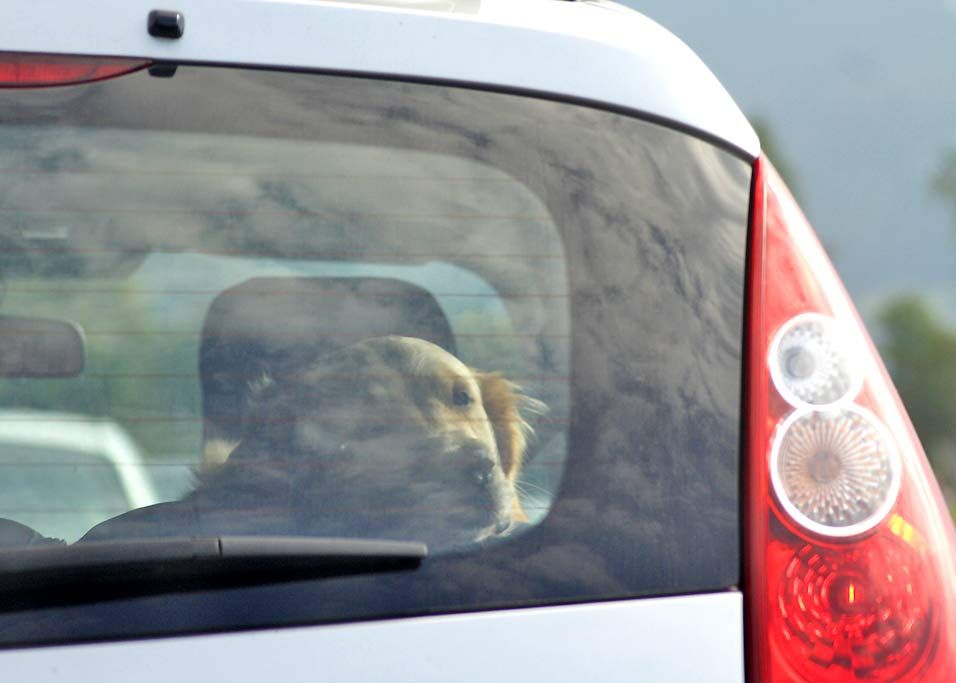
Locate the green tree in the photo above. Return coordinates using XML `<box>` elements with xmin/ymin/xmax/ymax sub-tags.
<box><xmin>931</xmin><ymin>148</ymin><xmax>956</xmax><ymax>216</ymax></box>
<box><xmin>864</xmin><ymin>146</ymin><xmax>956</xmax><ymax>515</ymax></box>
<box><xmin>877</xmin><ymin>296</ymin><xmax>956</xmax><ymax>506</ymax></box>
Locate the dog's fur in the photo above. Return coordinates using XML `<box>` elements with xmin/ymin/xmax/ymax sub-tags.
<box><xmin>176</xmin><ymin>336</ymin><xmax>543</xmax><ymax>551</ymax></box>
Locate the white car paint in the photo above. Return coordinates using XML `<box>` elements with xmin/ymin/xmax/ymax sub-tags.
<box><xmin>0</xmin><ymin>592</ymin><xmax>745</xmax><ymax>682</ymax></box>
<box><xmin>0</xmin><ymin>0</ymin><xmax>758</xmax><ymax>158</ymax></box>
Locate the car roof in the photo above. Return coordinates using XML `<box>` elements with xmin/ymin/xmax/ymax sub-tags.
<box><xmin>2</xmin><ymin>0</ymin><xmax>758</xmax><ymax>158</ymax></box>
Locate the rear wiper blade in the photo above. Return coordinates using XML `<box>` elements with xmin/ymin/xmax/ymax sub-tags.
<box><xmin>0</xmin><ymin>536</ymin><xmax>426</xmax><ymax>608</ymax></box>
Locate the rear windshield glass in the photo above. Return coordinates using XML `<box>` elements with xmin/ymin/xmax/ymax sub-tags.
<box><xmin>0</xmin><ymin>67</ymin><xmax>749</xmax><ymax>643</ymax></box>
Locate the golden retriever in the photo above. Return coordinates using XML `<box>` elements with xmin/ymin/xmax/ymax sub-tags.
<box><xmin>87</xmin><ymin>336</ymin><xmax>543</xmax><ymax>552</ymax></box>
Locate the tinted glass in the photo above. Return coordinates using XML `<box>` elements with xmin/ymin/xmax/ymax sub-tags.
<box><xmin>0</xmin><ymin>443</ymin><xmax>128</xmax><ymax>542</ymax></box>
<box><xmin>0</xmin><ymin>67</ymin><xmax>749</xmax><ymax>643</ymax></box>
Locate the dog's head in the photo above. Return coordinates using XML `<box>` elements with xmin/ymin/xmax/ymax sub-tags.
<box><xmin>227</xmin><ymin>336</ymin><xmax>543</xmax><ymax>551</ymax></box>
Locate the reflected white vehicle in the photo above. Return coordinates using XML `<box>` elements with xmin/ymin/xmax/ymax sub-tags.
<box><xmin>0</xmin><ymin>411</ymin><xmax>159</xmax><ymax>543</ymax></box>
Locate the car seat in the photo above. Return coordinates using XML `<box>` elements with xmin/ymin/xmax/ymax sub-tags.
<box><xmin>199</xmin><ymin>277</ymin><xmax>456</xmax><ymax>452</ymax></box>
<box><xmin>79</xmin><ymin>276</ymin><xmax>457</xmax><ymax>542</ymax></box>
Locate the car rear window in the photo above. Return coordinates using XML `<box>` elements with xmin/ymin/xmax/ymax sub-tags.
<box><xmin>0</xmin><ymin>443</ymin><xmax>128</xmax><ymax>543</ymax></box>
<box><xmin>0</xmin><ymin>66</ymin><xmax>749</xmax><ymax>643</ymax></box>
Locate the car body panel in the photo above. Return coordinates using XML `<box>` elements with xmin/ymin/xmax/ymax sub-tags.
<box><xmin>0</xmin><ymin>592</ymin><xmax>745</xmax><ymax>682</ymax></box>
<box><xmin>0</xmin><ymin>0</ymin><xmax>758</xmax><ymax>158</ymax></box>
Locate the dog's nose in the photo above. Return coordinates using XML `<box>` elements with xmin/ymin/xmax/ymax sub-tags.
<box><xmin>471</xmin><ymin>459</ymin><xmax>495</xmax><ymax>486</ymax></box>
<box><xmin>460</xmin><ymin>441</ymin><xmax>496</xmax><ymax>486</ymax></box>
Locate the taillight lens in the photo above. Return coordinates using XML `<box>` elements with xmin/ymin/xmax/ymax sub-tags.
<box><xmin>746</xmin><ymin>156</ymin><xmax>956</xmax><ymax>682</ymax></box>
<box><xmin>0</xmin><ymin>52</ymin><xmax>149</xmax><ymax>88</ymax></box>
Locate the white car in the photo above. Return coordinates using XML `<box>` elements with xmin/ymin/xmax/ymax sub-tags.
<box><xmin>0</xmin><ymin>412</ymin><xmax>159</xmax><ymax>543</ymax></box>
<box><xmin>0</xmin><ymin>1</ymin><xmax>953</xmax><ymax>682</ymax></box>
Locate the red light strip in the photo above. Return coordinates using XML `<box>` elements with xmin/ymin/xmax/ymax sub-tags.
<box><xmin>744</xmin><ymin>154</ymin><xmax>772</xmax><ymax>683</ymax></box>
<box><xmin>0</xmin><ymin>53</ymin><xmax>149</xmax><ymax>88</ymax></box>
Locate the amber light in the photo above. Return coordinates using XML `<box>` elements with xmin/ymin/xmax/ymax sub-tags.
<box><xmin>745</xmin><ymin>156</ymin><xmax>956</xmax><ymax>682</ymax></box>
<box><xmin>0</xmin><ymin>52</ymin><xmax>149</xmax><ymax>88</ymax></box>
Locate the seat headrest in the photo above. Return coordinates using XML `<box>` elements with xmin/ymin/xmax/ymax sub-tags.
<box><xmin>200</xmin><ymin>277</ymin><xmax>455</xmax><ymax>445</ymax></box>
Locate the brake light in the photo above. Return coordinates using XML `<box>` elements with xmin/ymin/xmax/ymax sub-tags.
<box><xmin>0</xmin><ymin>53</ymin><xmax>149</xmax><ymax>88</ymax></box>
<box><xmin>745</xmin><ymin>156</ymin><xmax>956</xmax><ymax>682</ymax></box>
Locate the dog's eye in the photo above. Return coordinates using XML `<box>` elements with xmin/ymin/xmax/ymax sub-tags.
<box><xmin>452</xmin><ymin>388</ymin><xmax>473</xmax><ymax>408</ymax></box>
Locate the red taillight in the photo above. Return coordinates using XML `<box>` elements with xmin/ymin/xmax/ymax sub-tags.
<box><xmin>0</xmin><ymin>53</ymin><xmax>149</xmax><ymax>88</ymax></box>
<box><xmin>746</xmin><ymin>156</ymin><xmax>956</xmax><ymax>682</ymax></box>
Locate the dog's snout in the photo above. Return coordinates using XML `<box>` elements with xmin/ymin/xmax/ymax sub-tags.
<box><xmin>460</xmin><ymin>441</ymin><xmax>496</xmax><ymax>485</ymax></box>
<box><xmin>471</xmin><ymin>459</ymin><xmax>495</xmax><ymax>485</ymax></box>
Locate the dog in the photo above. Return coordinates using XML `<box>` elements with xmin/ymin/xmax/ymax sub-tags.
<box><xmin>84</xmin><ymin>336</ymin><xmax>544</xmax><ymax>553</ymax></box>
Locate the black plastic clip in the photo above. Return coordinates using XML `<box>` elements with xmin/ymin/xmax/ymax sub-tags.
<box><xmin>148</xmin><ymin>10</ymin><xmax>185</xmax><ymax>39</ymax></box>
<box><xmin>148</xmin><ymin>63</ymin><xmax>178</xmax><ymax>79</ymax></box>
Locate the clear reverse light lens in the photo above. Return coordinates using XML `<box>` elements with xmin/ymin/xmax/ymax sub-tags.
<box><xmin>770</xmin><ymin>405</ymin><xmax>901</xmax><ymax>537</ymax></box>
<box><xmin>769</xmin><ymin>313</ymin><xmax>861</xmax><ymax>408</ymax></box>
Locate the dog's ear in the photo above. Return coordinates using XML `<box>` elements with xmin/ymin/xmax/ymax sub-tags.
<box><xmin>476</xmin><ymin>372</ymin><xmax>546</xmax><ymax>524</ymax></box>
<box><xmin>475</xmin><ymin>372</ymin><xmax>546</xmax><ymax>479</ymax></box>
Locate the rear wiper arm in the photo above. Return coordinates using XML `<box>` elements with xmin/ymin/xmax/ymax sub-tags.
<box><xmin>0</xmin><ymin>536</ymin><xmax>426</xmax><ymax>608</ymax></box>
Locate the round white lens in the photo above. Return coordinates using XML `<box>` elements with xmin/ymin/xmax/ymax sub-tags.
<box><xmin>769</xmin><ymin>313</ymin><xmax>862</xmax><ymax>408</ymax></box>
<box><xmin>770</xmin><ymin>406</ymin><xmax>901</xmax><ymax>537</ymax></box>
